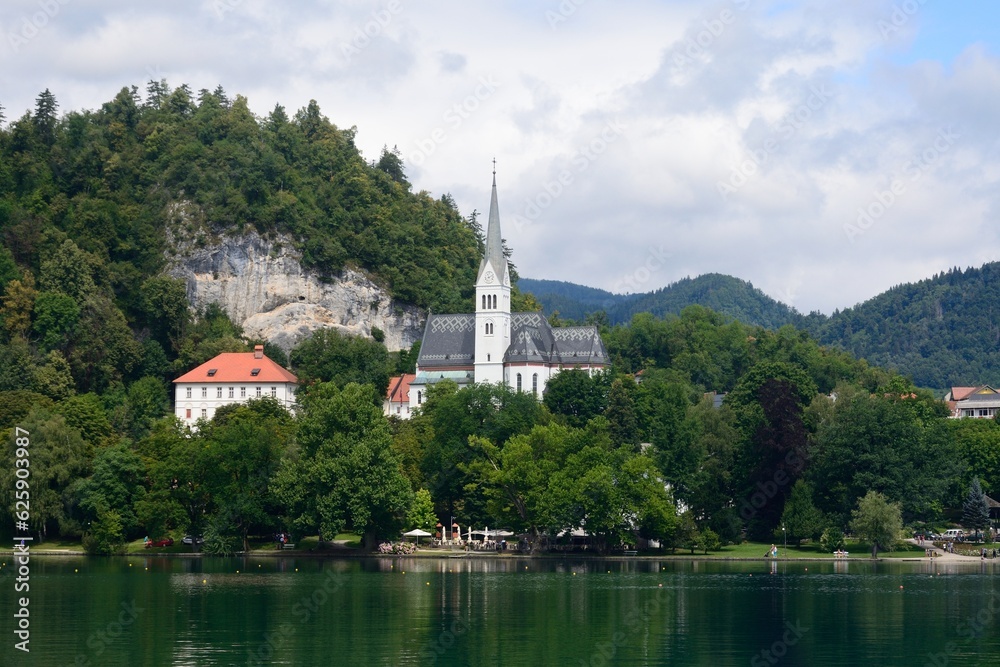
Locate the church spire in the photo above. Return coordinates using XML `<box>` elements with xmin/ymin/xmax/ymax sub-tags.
<box><xmin>478</xmin><ymin>161</ymin><xmax>507</xmax><ymax>283</ymax></box>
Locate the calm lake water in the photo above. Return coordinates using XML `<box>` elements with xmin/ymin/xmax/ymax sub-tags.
<box><xmin>1</xmin><ymin>555</ymin><xmax>999</xmax><ymax>666</ymax></box>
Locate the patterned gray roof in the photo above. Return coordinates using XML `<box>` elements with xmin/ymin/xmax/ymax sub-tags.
<box><xmin>418</xmin><ymin>310</ymin><xmax>607</xmax><ymax>370</ymax></box>
<box><xmin>417</xmin><ymin>314</ymin><xmax>476</xmax><ymax>368</ymax></box>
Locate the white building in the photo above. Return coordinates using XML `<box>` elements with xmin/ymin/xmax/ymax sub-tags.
<box><xmin>949</xmin><ymin>385</ymin><xmax>1000</xmax><ymax>419</ymax></box>
<box><xmin>405</xmin><ymin>171</ymin><xmax>607</xmax><ymax>412</ymax></box>
<box><xmin>173</xmin><ymin>344</ymin><xmax>297</xmax><ymax>426</ymax></box>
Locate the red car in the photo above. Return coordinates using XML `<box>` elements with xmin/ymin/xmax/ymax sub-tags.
<box><xmin>146</xmin><ymin>538</ymin><xmax>174</xmax><ymax>548</ymax></box>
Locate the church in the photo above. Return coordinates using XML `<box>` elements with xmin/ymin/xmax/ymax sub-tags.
<box><xmin>391</xmin><ymin>171</ymin><xmax>608</xmax><ymax>417</ymax></box>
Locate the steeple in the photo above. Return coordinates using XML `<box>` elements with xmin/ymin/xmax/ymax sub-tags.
<box><xmin>477</xmin><ymin>163</ymin><xmax>508</xmax><ymax>285</ymax></box>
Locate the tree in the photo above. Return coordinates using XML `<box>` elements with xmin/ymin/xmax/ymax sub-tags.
<box><xmin>201</xmin><ymin>397</ymin><xmax>293</xmax><ymax>551</ymax></box>
<box><xmin>780</xmin><ymin>480</ymin><xmax>823</xmax><ymax>546</ymax></box>
<box><xmin>543</xmin><ymin>369</ymin><xmax>606</xmax><ymax>428</ymax></box>
<box><xmin>290</xmin><ymin>328</ymin><xmax>390</xmax><ymax>398</ymax></box>
<box><xmin>274</xmin><ymin>383</ymin><xmax>412</xmax><ymax>549</ymax></box>
<box><xmin>33</xmin><ymin>89</ymin><xmax>59</xmax><ymax>146</ymax></box>
<box><xmin>407</xmin><ymin>489</ymin><xmax>437</xmax><ymax>530</ymax></box>
<box><xmin>32</xmin><ymin>291</ymin><xmax>79</xmax><ymax>351</ymax></box>
<box><xmin>604</xmin><ymin>378</ymin><xmax>638</xmax><ymax>448</ymax></box>
<box><xmin>850</xmin><ymin>491</ymin><xmax>902</xmax><ymax>558</ymax></box>
<box><xmin>962</xmin><ymin>477</ymin><xmax>990</xmax><ymax>540</ymax></box>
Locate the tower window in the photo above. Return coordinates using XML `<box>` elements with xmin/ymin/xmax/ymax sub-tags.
<box><xmin>482</xmin><ymin>295</ymin><xmax>486</xmax><ymax>309</ymax></box>
<box><xmin>532</xmin><ymin>373</ymin><xmax>538</xmax><ymax>396</ymax></box>
<box><xmin>492</xmin><ymin>294</ymin><xmax>497</xmax><ymax>309</ymax></box>
<box><xmin>516</xmin><ymin>373</ymin><xmax>522</xmax><ymax>392</ymax></box>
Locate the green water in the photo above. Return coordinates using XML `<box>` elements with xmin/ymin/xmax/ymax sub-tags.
<box><xmin>1</xmin><ymin>555</ymin><xmax>999</xmax><ymax>666</ymax></box>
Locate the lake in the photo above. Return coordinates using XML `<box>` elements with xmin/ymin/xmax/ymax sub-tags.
<box><xmin>1</xmin><ymin>555</ymin><xmax>998</xmax><ymax>666</ymax></box>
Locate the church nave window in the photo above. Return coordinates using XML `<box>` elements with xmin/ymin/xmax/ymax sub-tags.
<box><xmin>516</xmin><ymin>373</ymin><xmax>522</xmax><ymax>392</ymax></box>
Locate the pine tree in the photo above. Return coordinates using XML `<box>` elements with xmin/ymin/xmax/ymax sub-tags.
<box><xmin>962</xmin><ymin>477</ymin><xmax>990</xmax><ymax>540</ymax></box>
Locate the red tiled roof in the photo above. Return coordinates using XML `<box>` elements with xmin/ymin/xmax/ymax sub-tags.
<box><xmin>386</xmin><ymin>374</ymin><xmax>416</xmax><ymax>404</ymax></box>
<box><xmin>951</xmin><ymin>386</ymin><xmax>980</xmax><ymax>401</ymax></box>
<box><xmin>174</xmin><ymin>352</ymin><xmax>297</xmax><ymax>384</ymax></box>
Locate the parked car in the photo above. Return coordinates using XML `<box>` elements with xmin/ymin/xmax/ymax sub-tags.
<box><xmin>146</xmin><ymin>537</ymin><xmax>174</xmax><ymax>548</ymax></box>
<box><xmin>182</xmin><ymin>535</ymin><xmax>204</xmax><ymax>545</ymax></box>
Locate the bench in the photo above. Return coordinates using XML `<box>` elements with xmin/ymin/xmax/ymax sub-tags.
<box><xmin>282</xmin><ymin>543</ymin><xmax>296</xmax><ymax>550</ymax></box>
<box><xmin>623</xmin><ymin>550</ymin><xmax>638</xmax><ymax>556</ymax></box>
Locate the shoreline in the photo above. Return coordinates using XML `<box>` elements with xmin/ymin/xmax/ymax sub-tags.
<box><xmin>1</xmin><ymin>549</ymin><xmax>988</xmax><ymax>563</ymax></box>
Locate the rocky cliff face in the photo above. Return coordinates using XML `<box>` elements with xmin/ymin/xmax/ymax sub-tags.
<box><xmin>166</xmin><ymin>232</ymin><xmax>425</xmax><ymax>353</ymax></box>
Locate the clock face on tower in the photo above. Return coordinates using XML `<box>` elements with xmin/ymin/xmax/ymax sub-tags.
<box><xmin>484</xmin><ymin>271</ymin><xmax>495</xmax><ymax>284</ymax></box>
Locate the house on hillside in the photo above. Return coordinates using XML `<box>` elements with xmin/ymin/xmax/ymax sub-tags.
<box><xmin>388</xmin><ymin>170</ymin><xmax>608</xmax><ymax>415</ymax></box>
<box><xmin>384</xmin><ymin>373</ymin><xmax>415</xmax><ymax>419</ymax></box>
<box><xmin>173</xmin><ymin>344</ymin><xmax>297</xmax><ymax>426</ymax></box>
<box><xmin>949</xmin><ymin>385</ymin><xmax>1000</xmax><ymax>419</ymax></box>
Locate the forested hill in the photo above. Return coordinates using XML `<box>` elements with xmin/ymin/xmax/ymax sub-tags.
<box><xmin>523</xmin><ymin>265</ymin><xmax>1000</xmax><ymax>390</ymax></box>
<box><xmin>803</xmin><ymin>264</ymin><xmax>1000</xmax><ymax>389</ymax></box>
<box><xmin>520</xmin><ymin>274</ymin><xmax>800</xmax><ymax>329</ymax></box>
<box><xmin>0</xmin><ymin>83</ymin><xmax>486</xmax><ymax>315</ymax></box>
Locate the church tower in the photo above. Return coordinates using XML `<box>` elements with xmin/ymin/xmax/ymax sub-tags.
<box><xmin>474</xmin><ymin>167</ymin><xmax>512</xmax><ymax>385</ymax></box>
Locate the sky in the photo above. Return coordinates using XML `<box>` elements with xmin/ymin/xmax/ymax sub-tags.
<box><xmin>2</xmin><ymin>0</ymin><xmax>1000</xmax><ymax>315</ymax></box>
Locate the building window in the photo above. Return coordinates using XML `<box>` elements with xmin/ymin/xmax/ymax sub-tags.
<box><xmin>486</xmin><ymin>322</ymin><xmax>493</xmax><ymax>335</ymax></box>
<box><xmin>271</xmin><ymin>387</ymin><xmax>277</xmax><ymax>397</ymax></box>
<box><xmin>482</xmin><ymin>295</ymin><xmax>486</xmax><ymax>309</ymax></box>
<box><xmin>185</xmin><ymin>387</ymin><xmax>192</xmax><ymax>399</ymax></box>
<box><xmin>532</xmin><ymin>373</ymin><xmax>538</xmax><ymax>396</ymax></box>
<box><xmin>396</xmin><ymin>406</ymin><xmax>401</xmax><ymax>414</ymax></box>
<box><xmin>980</xmin><ymin>409</ymin><xmax>990</xmax><ymax>417</ymax></box>
<box><xmin>241</xmin><ymin>387</ymin><xmax>246</xmax><ymax>398</ymax></box>
<box><xmin>417</xmin><ymin>391</ymin><xmax>422</xmax><ymax>405</ymax></box>
<box><xmin>516</xmin><ymin>373</ymin><xmax>522</xmax><ymax>392</ymax></box>
<box><xmin>202</xmin><ymin>387</ymin><xmax>207</xmax><ymax>398</ymax></box>
<box><xmin>201</xmin><ymin>408</ymin><xmax>207</xmax><ymax>419</ymax></box>
<box><xmin>256</xmin><ymin>386</ymin><xmax>262</xmax><ymax>397</ymax></box>
<box><xmin>185</xmin><ymin>409</ymin><xmax>191</xmax><ymax>419</ymax></box>
<box><xmin>492</xmin><ymin>294</ymin><xmax>497</xmax><ymax>308</ymax></box>
<box><xmin>228</xmin><ymin>387</ymin><xmax>234</xmax><ymax>398</ymax></box>
<box><xmin>217</xmin><ymin>387</ymin><xmax>223</xmax><ymax>398</ymax></box>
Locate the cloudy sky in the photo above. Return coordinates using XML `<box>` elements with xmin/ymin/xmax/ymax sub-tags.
<box><xmin>2</xmin><ymin>0</ymin><xmax>1000</xmax><ymax>314</ymax></box>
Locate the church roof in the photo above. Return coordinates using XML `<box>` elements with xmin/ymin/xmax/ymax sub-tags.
<box><xmin>417</xmin><ymin>314</ymin><xmax>476</xmax><ymax>368</ymax></box>
<box><xmin>416</xmin><ymin>311</ymin><xmax>607</xmax><ymax>369</ymax></box>
<box><xmin>477</xmin><ymin>172</ymin><xmax>507</xmax><ymax>283</ymax></box>
<box><xmin>504</xmin><ymin>313</ymin><xmax>607</xmax><ymax>365</ymax></box>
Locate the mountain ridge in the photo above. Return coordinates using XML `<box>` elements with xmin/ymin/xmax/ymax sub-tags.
<box><xmin>521</xmin><ymin>264</ymin><xmax>1000</xmax><ymax>389</ymax></box>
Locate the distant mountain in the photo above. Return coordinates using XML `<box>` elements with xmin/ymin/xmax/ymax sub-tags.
<box><xmin>519</xmin><ymin>274</ymin><xmax>800</xmax><ymax>329</ymax></box>
<box><xmin>803</xmin><ymin>264</ymin><xmax>1000</xmax><ymax>389</ymax></box>
<box><xmin>523</xmin><ymin>264</ymin><xmax>1000</xmax><ymax>390</ymax></box>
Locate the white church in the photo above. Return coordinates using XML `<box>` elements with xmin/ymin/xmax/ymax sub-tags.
<box><xmin>397</xmin><ymin>171</ymin><xmax>608</xmax><ymax>415</ymax></box>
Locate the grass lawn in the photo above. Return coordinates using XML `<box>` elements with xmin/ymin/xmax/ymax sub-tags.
<box><xmin>657</xmin><ymin>539</ymin><xmax>926</xmax><ymax>559</ymax></box>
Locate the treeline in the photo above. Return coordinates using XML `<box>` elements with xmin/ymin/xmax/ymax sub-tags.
<box><xmin>7</xmin><ymin>305</ymin><xmax>997</xmax><ymax>554</ymax></box>
<box><xmin>526</xmin><ymin>265</ymin><xmax>1000</xmax><ymax>391</ymax></box>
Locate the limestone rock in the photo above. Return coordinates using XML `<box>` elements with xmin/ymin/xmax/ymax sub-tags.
<box><xmin>166</xmin><ymin>231</ymin><xmax>424</xmax><ymax>352</ymax></box>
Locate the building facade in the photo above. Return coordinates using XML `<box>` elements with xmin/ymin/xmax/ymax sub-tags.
<box><xmin>173</xmin><ymin>344</ymin><xmax>297</xmax><ymax>426</ymax></box>
<box><xmin>401</xmin><ymin>172</ymin><xmax>608</xmax><ymax>415</ymax></box>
